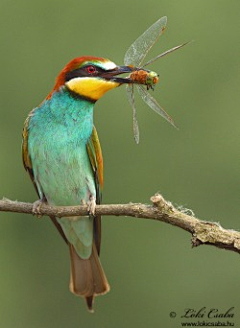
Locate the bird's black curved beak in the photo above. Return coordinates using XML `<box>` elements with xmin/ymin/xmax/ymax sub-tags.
<box><xmin>102</xmin><ymin>66</ymin><xmax>134</xmax><ymax>84</ymax></box>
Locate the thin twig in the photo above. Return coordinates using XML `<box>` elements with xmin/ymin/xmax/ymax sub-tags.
<box><xmin>1</xmin><ymin>193</ymin><xmax>240</xmax><ymax>254</ymax></box>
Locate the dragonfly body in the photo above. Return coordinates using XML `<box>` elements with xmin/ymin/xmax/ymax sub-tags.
<box><xmin>124</xmin><ymin>16</ymin><xmax>189</xmax><ymax>142</ymax></box>
<box><xmin>129</xmin><ymin>69</ymin><xmax>159</xmax><ymax>90</ymax></box>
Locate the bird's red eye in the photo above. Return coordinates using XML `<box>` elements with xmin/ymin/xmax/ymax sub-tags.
<box><xmin>87</xmin><ymin>66</ymin><xmax>97</xmax><ymax>74</ymax></box>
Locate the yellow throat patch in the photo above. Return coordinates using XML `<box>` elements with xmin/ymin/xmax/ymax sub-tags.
<box><xmin>66</xmin><ymin>77</ymin><xmax>120</xmax><ymax>101</ymax></box>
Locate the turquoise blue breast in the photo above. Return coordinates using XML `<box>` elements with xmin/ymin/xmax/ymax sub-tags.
<box><xmin>27</xmin><ymin>87</ymin><xmax>96</xmax><ymax>258</ymax></box>
<box><xmin>28</xmin><ymin>87</ymin><xmax>95</xmax><ymax>206</ymax></box>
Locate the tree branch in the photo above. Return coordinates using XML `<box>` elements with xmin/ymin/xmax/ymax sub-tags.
<box><xmin>1</xmin><ymin>193</ymin><xmax>240</xmax><ymax>254</ymax></box>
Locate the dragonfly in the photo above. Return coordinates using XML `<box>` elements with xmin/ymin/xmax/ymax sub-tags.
<box><xmin>124</xmin><ymin>16</ymin><xmax>190</xmax><ymax>143</ymax></box>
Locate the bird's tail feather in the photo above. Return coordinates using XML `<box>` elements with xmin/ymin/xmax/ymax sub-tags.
<box><xmin>69</xmin><ymin>243</ymin><xmax>110</xmax><ymax>312</ymax></box>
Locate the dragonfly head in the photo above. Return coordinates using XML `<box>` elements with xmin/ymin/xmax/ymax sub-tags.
<box><xmin>145</xmin><ymin>71</ymin><xmax>159</xmax><ymax>90</ymax></box>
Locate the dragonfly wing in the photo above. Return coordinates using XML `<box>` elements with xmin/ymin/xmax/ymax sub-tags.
<box><xmin>124</xmin><ymin>16</ymin><xmax>167</xmax><ymax>67</ymax></box>
<box><xmin>143</xmin><ymin>41</ymin><xmax>191</xmax><ymax>67</ymax></box>
<box><xmin>126</xmin><ymin>84</ymin><xmax>140</xmax><ymax>144</ymax></box>
<box><xmin>137</xmin><ymin>85</ymin><xmax>177</xmax><ymax>128</ymax></box>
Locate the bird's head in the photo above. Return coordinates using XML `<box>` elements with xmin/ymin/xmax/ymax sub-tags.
<box><xmin>47</xmin><ymin>56</ymin><xmax>133</xmax><ymax>101</ymax></box>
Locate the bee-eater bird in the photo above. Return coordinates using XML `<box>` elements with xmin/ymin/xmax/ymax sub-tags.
<box><xmin>22</xmin><ymin>56</ymin><xmax>133</xmax><ymax>311</ymax></box>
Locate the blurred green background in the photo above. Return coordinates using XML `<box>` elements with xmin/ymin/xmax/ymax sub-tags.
<box><xmin>1</xmin><ymin>0</ymin><xmax>240</xmax><ymax>327</ymax></box>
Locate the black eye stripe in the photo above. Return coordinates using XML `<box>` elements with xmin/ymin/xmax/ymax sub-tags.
<box><xmin>65</xmin><ymin>65</ymin><xmax>106</xmax><ymax>82</ymax></box>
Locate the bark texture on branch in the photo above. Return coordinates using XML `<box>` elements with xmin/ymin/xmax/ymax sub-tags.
<box><xmin>1</xmin><ymin>193</ymin><xmax>240</xmax><ymax>254</ymax></box>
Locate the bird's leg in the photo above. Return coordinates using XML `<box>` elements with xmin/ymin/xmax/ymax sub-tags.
<box><xmin>79</xmin><ymin>196</ymin><xmax>96</xmax><ymax>216</ymax></box>
<box><xmin>87</xmin><ymin>194</ymin><xmax>96</xmax><ymax>216</ymax></box>
<box><xmin>32</xmin><ymin>199</ymin><xmax>46</xmax><ymax>218</ymax></box>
